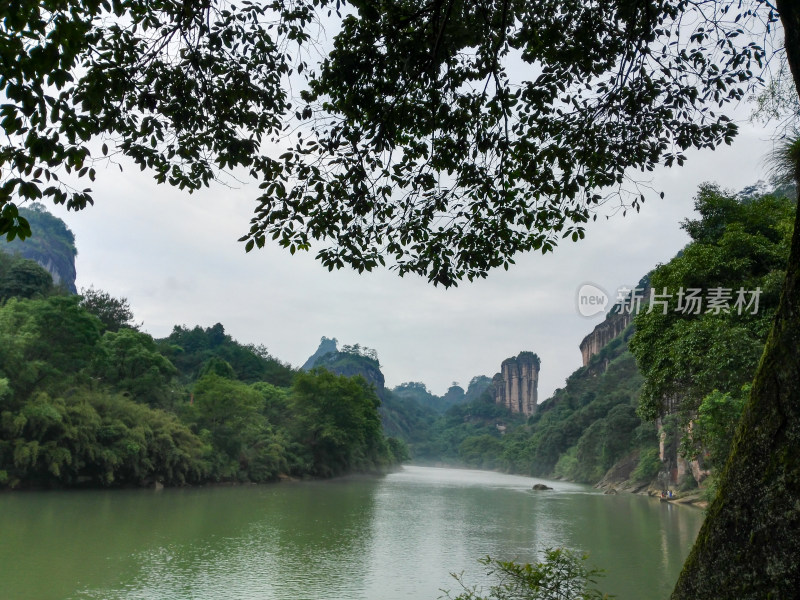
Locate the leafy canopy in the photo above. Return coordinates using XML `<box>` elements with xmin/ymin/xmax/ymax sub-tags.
<box><xmin>1</xmin><ymin>0</ymin><xmax>778</xmax><ymax>285</ymax></box>
<box><xmin>0</xmin><ymin>0</ymin><xmax>314</xmax><ymax>236</ymax></box>
<box><xmin>244</xmin><ymin>0</ymin><xmax>776</xmax><ymax>285</ymax></box>
<box><xmin>630</xmin><ymin>184</ymin><xmax>794</xmax><ymax>422</ymax></box>
<box><xmin>79</xmin><ymin>287</ymin><xmax>136</xmax><ymax>332</ymax></box>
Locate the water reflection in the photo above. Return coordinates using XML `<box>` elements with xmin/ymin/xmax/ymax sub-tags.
<box><xmin>0</xmin><ymin>467</ymin><xmax>705</xmax><ymax>600</ymax></box>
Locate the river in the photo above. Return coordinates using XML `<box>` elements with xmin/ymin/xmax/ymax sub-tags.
<box><xmin>0</xmin><ymin>466</ymin><xmax>704</xmax><ymax>600</ymax></box>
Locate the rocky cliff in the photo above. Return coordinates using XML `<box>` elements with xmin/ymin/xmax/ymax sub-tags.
<box><xmin>579</xmin><ymin>311</ymin><xmax>633</xmax><ymax>366</ymax></box>
<box><xmin>315</xmin><ymin>351</ymin><xmax>386</xmax><ymax>394</ymax></box>
<box><xmin>492</xmin><ymin>351</ymin><xmax>540</xmax><ymax>416</ymax></box>
<box><xmin>1</xmin><ymin>203</ymin><xmax>77</xmax><ymax>293</ymax></box>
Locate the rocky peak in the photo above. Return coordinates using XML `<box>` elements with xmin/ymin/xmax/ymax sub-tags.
<box><xmin>579</xmin><ymin>276</ymin><xmax>650</xmax><ymax>366</ymax></box>
<box><xmin>302</xmin><ymin>337</ymin><xmax>385</xmax><ymax>396</ymax></box>
<box><xmin>492</xmin><ymin>351</ymin><xmax>540</xmax><ymax>416</ymax></box>
<box><xmin>301</xmin><ymin>336</ymin><xmax>339</xmax><ymax>371</ymax></box>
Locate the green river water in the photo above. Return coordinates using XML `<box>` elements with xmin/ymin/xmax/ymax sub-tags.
<box><xmin>0</xmin><ymin>466</ymin><xmax>704</xmax><ymax>600</ymax></box>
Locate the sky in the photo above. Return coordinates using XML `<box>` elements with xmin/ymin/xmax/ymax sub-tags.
<box><xmin>41</xmin><ymin>115</ymin><xmax>782</xmax><ymax>401</ymax></box>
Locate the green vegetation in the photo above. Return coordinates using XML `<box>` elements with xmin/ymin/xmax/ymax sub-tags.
<box><xmin>445</xmin><ymin>550</ymin><xmax>609</xmax><ymax>600</ymax></box>
<box><xmin>80</xmin><ymin>286</ymin><xmax>137</xmax><ymax>332</ymax></box>
<box><xmin>380</xmin><ymin>331</ymin><xmax>651</xmax><ymax>485</ymax></box>
<box><xmin>313</xmin><ymin>346</ymin><xmax>382</xmax><ymax>381</ymax></box>
<box><xmin>2</xmin><ymin>2</ymin><xmax>776</xmax><ymax>288</ymax></box>
<box><xmin>2</xmin><ymin>203</ymin><xmax>77</xmax><ymax>292</ymax></box>
<box><xmin>631</xmin><ymin>185</ymin><xmax>794</xmax><ymax>475</ymax></box>
<box><xmin>0</xmin><ymin>251</ymin><xmax>55</xmax><ymax>302</ymax></box>
<box><xmin>511</xmin><ymin>332</ymin><xmax>649</xmax><ymax>482</ymax></box>
<box><xmin>382</xmin><ymin>189</ymin><xmax>791</xmax><ymax>489</ymax></box>
<box><xmin>631</xmin><ymin>448</ymin><xmax>662</xmax><ymax>484</ymax></box>
<box><xmin>391</xmin><ymin>382</ymin><xmax>445</xmax><ymax>412</ymax></box>
<box><xmin>3</xmin><ymin>3</ymin><xmax>800</xmax><ymax>594</ymax></box>
<box><xmin>160</xmin><ymin>323</ymin><xmax>295</xmax><ymax>387</ymax></box>
<box><xmin>7</xmin><ymin>186</ymin><xmax>786</xmax><ymax>497</ymax></box>
<box><xmin>0</xmin><ymin>290</ymin><xmax>402</xmax><ymax>489</ymax></box>
<box><xmin>414</xmin><ymin>395</ymin><xmax>526</xmax><ymax>468</ymax></box>
<box><xmin>289</xmin><ymin>369</ymin><xmax>389</xmax><ymax>477</ymax></box>
<box><xmin>392</xmin><ymin>377</ymin><xmax>490</xmax><ymax>414</ymax></box>
<box><xmin>688</xmin><ymin>389</ymin><xmax>748</xmax><ymax>473</ymax></box>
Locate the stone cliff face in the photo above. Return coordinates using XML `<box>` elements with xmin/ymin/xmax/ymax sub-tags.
<box><xmin>2</xmin><ymin>204</ymin><xmax>78</xmax><ymax>293</ymax></box>
<box><xmin>579</xmin><ymin>311</ymin><xmax>632</xmax><ymax>366</ymax></box>
<box><xmin>38</xmin><ymin>256</ymin><xmax>76</xmax><ymax>292</ymax></box>
<box><xmin>492</xmin><ymin>351</ymin><xmax>540</xmax><ymax>416</ymax></box>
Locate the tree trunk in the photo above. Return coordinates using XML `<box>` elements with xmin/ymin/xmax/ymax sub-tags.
<box><xmin>671</xmin><ymin>3</ymin><xmax>800</xmax><ymax>596</ymax></box>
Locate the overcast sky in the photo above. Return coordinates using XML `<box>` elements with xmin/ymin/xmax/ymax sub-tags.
<box><xmin>41</xmin><ymin>114</ymin><xmax>781</xmax><ymax>400</ymax></box>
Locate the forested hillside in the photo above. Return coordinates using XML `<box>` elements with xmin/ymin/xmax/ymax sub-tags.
<box><xmin>382</xmin><ymin>184</ymin><xmax>796</xmax><ymax>495</ymax></box>
<box><xmin>631</xmin><ymin>184</ymin><xmax>795</xmax><ymax>494</ymax></box>
<box><xmin>0</xmin><ymin>260</ymin><xmax>404</xmax><ymax>488</ymax></box>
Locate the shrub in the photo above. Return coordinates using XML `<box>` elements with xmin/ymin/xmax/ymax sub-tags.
<box><xmin>444</xmin><ymin>549</ymin><xmax>610</xmax><ymax>600</ymax></box>
<box><xmin>631</xmin><ymin>447</ymin><xmax>662</xmax><ymax>483</ymax></box>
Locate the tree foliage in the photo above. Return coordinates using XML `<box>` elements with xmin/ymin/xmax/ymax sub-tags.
<box><xmin>0</xmin><ymin>293</ymin><xmax>401</xmax><ymax>488</ymax></box>
<box><xmin>0</xmin><ymin>0</ymin><xmax>319</xmax><ymax>238</ymax></box>
<box><xmin>631</xmin><ymin>185</ymin><xmax>793</xmax><ymax>422</ymax></box>
<box><xmin>1</xmin><ymin>0</ymin><xmax>781</xmax><ymax>286</ymax></box>
<box><xmin>290</xmin><ymin>368</ymin><xmax>390</xmax><ymax>477</ymax></box>
<box><xmin>0</xmin><ymin>389</ymin><xmax>210</xmax><ymax>488</ymax></box>
<box><xmin>93</xmin><ymin>327</ymin><xmax>179</xmax><ymax>407</ymax></box>
<box><xmin>445</xmin><ymin>550</ymin><xmax>610</xmax><ymax>600</ymax></box>
<box><xmin>687</xmin><ymin>387</ymin><xmax>748</xmax><ymax>472</ymax></box>
<box><xmin>242</xmin><ymin>0</ymin><xmax>776</xmax><ymax>285</ymax></box>
<box><xmin>0</xmin><ymin>295</ymin><xmax>103</xmax><ymax>398</ymax></box>
<box><xmin>0</xmin><ymin>252</ymin><xmax>54</xmax><ymax>301</ymax></box>
<box><xmin>161</xmin><ymin>323</ymin><xmax>295</xmax><ymax>386</ymax></box>
<box><xmin>79</xmin><ymin>286</ymin><xmax>137</xmax><ymax>332</ymax></box>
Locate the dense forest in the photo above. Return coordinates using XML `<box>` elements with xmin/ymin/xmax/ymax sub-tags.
<box><xmin>0</xmin><ymin>245</ymin><xmax>406</xmax><ymax>488</ymax></box>
<box><xmin>631</xmin><ymin>184</ymin><xmax>795</xmax><ymax>495</ymax></box>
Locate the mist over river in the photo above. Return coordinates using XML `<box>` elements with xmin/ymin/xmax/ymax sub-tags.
<box><xmin>0</xmin><ymin>466</ymin><xmax>703</xmax><ymax>600</ymax></box>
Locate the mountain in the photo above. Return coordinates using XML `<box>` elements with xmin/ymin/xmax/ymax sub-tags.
<box><xmin>301</xmin><ymin>336</ymin><xmax>339</xmax><ymax>371</ymax></box>
<box><xmin>313</xmin><ymin>348</ymin><xmax>386</xmax><ymax>393</ymax></box>
<box><xmin>517</xmin><ymin>323</ymin><xmax>650</xmax><ymax>482</ymax></box>
<box><xmin>1</xmin><ymin>203</ymin><xmax>78</xmax><ymax>293</ymax></box>
<box><xmin>490</xmin><ymin>351</ymin><xmax>540</xmax><ymax>416</ymax></box>
<box><xmin>391</xmin><ymin>376</ymin><xmax>493</xmax><ymax>414</ymax></box>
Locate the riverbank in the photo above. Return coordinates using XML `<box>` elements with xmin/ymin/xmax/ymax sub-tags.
<box><xmin>593</xmin><ymin>475</ymin><xmax>709</xmax><ymax>509</ymax></box>
<box><xmin>0</xmin><ymin>464</ymin><xmax>402</xmax><ymax>494</ymax></box>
